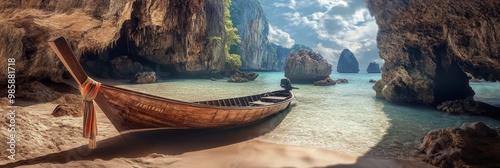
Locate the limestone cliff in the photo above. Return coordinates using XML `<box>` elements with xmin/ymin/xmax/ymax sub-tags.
<box><xmin>366</xmin><ymin>0</ymin><xmax>500</xmax><ymax>105</ymax></box>
<box><xmin>337</xmin><ymin>49</ymin><xmax>359</xmax><ymax>73</ymax></box>
<box><xmin>124</xmin><ymin>0</ymin><xmax>226</xmax><ymax>77</ymax></box>
<box><xmin>0</xmin><ymin>0</ymin><xmax>226</xmax><ymax>85</ymax></box>
<box><xmin>230</xmin><ymin>0</ymin><xmax>278</xmax><ymax>70</ymax></box>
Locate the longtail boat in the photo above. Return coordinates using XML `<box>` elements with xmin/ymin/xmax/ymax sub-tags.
<box><xmin>48</xmin><ymin>36</ymin><xmax>295</xmax><ymax>148</ymax></box>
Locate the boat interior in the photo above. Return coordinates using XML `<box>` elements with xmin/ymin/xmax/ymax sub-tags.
<box><xmin>193</xmin><ymin>90</ymin><xmax>291</xmax><ymax>107</ymax></box>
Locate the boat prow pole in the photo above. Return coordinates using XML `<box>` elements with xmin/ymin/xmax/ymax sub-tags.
<box><xmin>48</xmin><ymin>36</ymin><xmax>127</xmax><ymax>132</ymax></box>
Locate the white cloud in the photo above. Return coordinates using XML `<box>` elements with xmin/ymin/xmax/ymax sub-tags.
<box><xmin>372</xmin><ymin>58</ymin><xmax>385</xmax><ymax>65</ymax></box>
<box><xmin>313</xmin><ymin>43</ymin><xmax>341</xmax><ymax>64</ymax></box>
<box><xmin>315</xmin><ymin>8</ymin><xmax>378</xmax><ymax>58</ymax></box>
<box><xmin>273</xmin><ymin>0</ymin><xmax>297</xmax><ymax>10</ymax></box>
<box><xmin>316</xmin><ymin>0</ymin><xmax>350</xmax><ymax>9</ymax></box>
<box><xmin>268</xmin><ymin>25</ymin><xmax>296</xmax><ymax>48</ymax></box>
<box><xmin>273</xmin><ymin>0</ymin><xmax>378</xmax><ymax>62</ymax></box>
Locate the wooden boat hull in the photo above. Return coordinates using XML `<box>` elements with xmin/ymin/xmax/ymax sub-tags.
<box><xmin>47</xmin><ymin>36</ymin><xmax>294</xmax><ymax>133</ymax></box>
<box><xmin>99</xmin><ymin>85</ymin><xmax>293</xmax><ymax>131</ymax></box>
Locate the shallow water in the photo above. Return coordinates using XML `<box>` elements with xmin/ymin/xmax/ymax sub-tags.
<box><xmin>112</xmin><ymin>72</ymin><xmax>500</xmax><ymax>159</ymax></box>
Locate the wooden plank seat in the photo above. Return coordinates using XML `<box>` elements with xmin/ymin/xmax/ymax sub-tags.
<box><xmin>250</xmin><ymin>100</ymin><xmax>274</xmax><ymax>106</ymax></box>
<box><xmin>261</xmin><ymin>96</ymin><xmax>287</xmax><ymax>102</ymax></box>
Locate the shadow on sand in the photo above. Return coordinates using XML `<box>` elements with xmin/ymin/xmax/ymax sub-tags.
<box><xmin>1</xmin><ymin>105</ymin><xmax>293</xmax><ymax>168</ymax></box>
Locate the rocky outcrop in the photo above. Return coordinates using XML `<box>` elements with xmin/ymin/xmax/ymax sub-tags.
<box><xmin>437</xmin><ymin>99</ymin><xmax>500</xmax><ymax>120</ymax></box>
<box><xmin>273</xmin><ymin>44</ymin><xmax>313</xmax><ymax>70</ymax></box>
<box><xmin>230</xmin><ymin>0</ymin><xmax>278</xmax><ymax>71</ymax></box>
<box><xmin>16</xmin><ymin>81</ymin><xmax>62</xmax><ymax>102</ymax></box>
<box><xmin>52</xmin><ymin>104</ymin><xmax>81</xmax><ymax>117</ymax></box>
<box><xmin>132</xmin><ymin>71</ymin><xmax>157</xmax><ymax>84</ymax></box>
<box><xmin>111</xmin><ymin>56</ymin><xmax>151</xmax><ymax>79</ymax></box>
<box><xmin>0</xmin><ymin>0</ymin><xmax>226</xmax><ymax>86</ymax></box>
<box><xmin>366</xmin><ymin>62</ymin><xmax>381</xmax><ymax>73</ymax></box>
<box><xmin>337</xmin><ymin>49</ymin><xmax>359</xmax><ymax>73</ymax></box>
<box><xmin>369</xmin><ymin>79</ymin><xmax>377</xmax><ymax>83</ymax></box>
<box><xmin>313</xmin><ymin>77</ymin><xmax>336</xmax><ymax>86</ymax></box>
<box><xmin>227</xmin><ymin>71</ymin><xmax>259</xmax><ymax>83</ymax></box>
<box><xmin>418</xmin><ymin>122</ymin><xmax>500</xmax><ymax>168</ymax></box>
<box><xmin>284</xmin><ymin>50</ymin><xmax>332</xmax><ymax>83</ymax></box>
<box><xmin>335</xmin><ymin>79</ymin><xmax>349</xmax><ymax>84</ymax></box>
<box><xmin>366</xmin><ymin>0</ymin><xmax>500</xmax><ymax>105</ymax></box>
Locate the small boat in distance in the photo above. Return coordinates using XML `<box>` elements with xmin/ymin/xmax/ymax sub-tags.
<box><xmin>48</xmin><ymin>36</ymin><xmax>295</xmax><ymax>133</ymax></box>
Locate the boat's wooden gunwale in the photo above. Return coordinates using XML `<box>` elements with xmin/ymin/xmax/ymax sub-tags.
<box><xmin>100</xmin><ymin>84</ymin><xmax>294</xmax><ymax>110</ymax></box>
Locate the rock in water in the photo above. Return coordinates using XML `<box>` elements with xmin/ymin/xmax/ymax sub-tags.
<box><xmin>437</xmin><ymin>100</ymin><xmax>500</xmax><ymax>120</ymax></box>
<box><xmin>132</xmin><ymin>72</ymin><xmax>157</xmax><ymax>84</ymax></box>
<box><xmin>228</xmin><ymin>71</ymin><xmax>259</xmax><ymax>83</ymax></box>
<box><xmin>366</xmin><ymin>62</ymin><xmax>381</xmax><ymax>73</ymax></box>
<box><xmin>366</xmin><ymin>1</ymin><xmax>500</xmax><ymax>105</ymax></box>
<box><xmin>337</xmin><ymin>49</ymin><xmax>359</xmax><ymax>73</ymax></box>
<box><xmin>284</xmin><ymin>50</ymin><xmax>332</xmax><ymax>83</ymax></box>
<box><xmin>313</xmin><ymin>77</ymin><xmax>336</xmax><ymax>86</ymax></box>
<box><xmin>418</xmin><ymin>122</ymin><xmax>500</xmax><ymax>168</ymax></box>
<box><xmin>335</xmin><ymin>78</ymin><xmax>348</xmax><ymax>84</ymax></box>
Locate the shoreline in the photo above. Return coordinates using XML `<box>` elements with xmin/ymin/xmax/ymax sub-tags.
<box><xmin>0</xmin><ymin>99</ymin><xmax>435</xmax><ymax>168</ymax></box>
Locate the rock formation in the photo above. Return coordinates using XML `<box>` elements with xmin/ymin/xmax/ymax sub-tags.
<box><xmin>227</xmin><ymin>71</ymin><xmax>259</xmax><ymax>83</ymax></box>
<box><xmin>111</xmin><ymin>56</ymin><xmax>151</xmax><ymax>79</ymax></box>
<box><xmin>437</xmin><ymin>99</ymin><xmax>500</xmax><ymax>120</ymax></box>
<box><xmin>337</xmin><ymin>49</ymin><xmax>359</xmax><ymax>73</ymax></box>
<box><xmin>230</xmin><ymin>0</ymin><xmax>278</xmax><ymax>71</ymax></box>
<box><xmin>335</xmin><ymin>79</ymin><xmax>349</xmax><ymax>84</ymax></box>
<box><xmin>366</xmin><ymin>62</ymin><xmax>381</xmax><ymax>73</ymax></box>
<box><xmin>132</xmin><ymin>72</ymin><xmax>157</xmax><ymax>84</ymax></box>
<box><xmin>273</xmin><ymin>44</ymin><xmax>313</xmax><ymax>70</ymax></box>
<box><xmin>313</xmin><ymin>77</ymin><xmax>336</xmax><ymax>86</ymax></box>
<box><xmin>284</xmin><ymin>50</ymin><xmax>332</xmax><ymax>83</ymax></box>
<box><xmin>0</xmin><ymin>0</ymin><xmax>226</xmax><ymax>86</ymax></box>
<box><xmin>418</xmin><ymin>122</ymin><xmax>500</xmax><ymax>167</ymax></box>
<box><xmin>366</xmin><ymin>0</ymin><xmax>500</xmax><ymax>105</ymax></box>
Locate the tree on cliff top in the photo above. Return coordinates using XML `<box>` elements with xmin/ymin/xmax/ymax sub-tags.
<box><xmin>223</xmin><ymin>0</ymin><xmax>242</xmax><ymax>70</ymax></box>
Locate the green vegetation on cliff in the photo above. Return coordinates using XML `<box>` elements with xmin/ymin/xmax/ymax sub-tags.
<box><xmin>223</xmin><ymin>0</ymin><xmax>242</xmax><ymax>70</ymax></box>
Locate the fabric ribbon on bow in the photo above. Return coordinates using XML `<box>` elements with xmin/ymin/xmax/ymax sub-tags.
<box><xmin>80</xmin><ymin>77</ymin><xmax>101</xmax><ymax>149</ymax></box>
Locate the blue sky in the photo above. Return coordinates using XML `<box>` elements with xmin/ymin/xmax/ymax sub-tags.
<box><xmin>261</xmin><ymin>0</ymin><xmax>382</xmax><ymax>71</ymax></box>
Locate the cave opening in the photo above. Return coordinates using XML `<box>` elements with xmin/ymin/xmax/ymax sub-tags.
<box><xmin>79</xmin><ymin>20</ymin><xmax>160</xmax><ymax>80</ymax></box>
<box><xmin>433</xmin><ymin>44</ymin><xmax>474</xmax><ymax>105</ymax></box>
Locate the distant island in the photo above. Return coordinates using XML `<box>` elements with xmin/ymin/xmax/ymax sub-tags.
<box><xmin>337</xmin><ymin>49</ymin><xmax>359</xmax><ymax>73</ymax></box>
<box><xmin>366</xmin><ymin>62</ymin><xmax>381</xmax><ymax>73</ymax></box>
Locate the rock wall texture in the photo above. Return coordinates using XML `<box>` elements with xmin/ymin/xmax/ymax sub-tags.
<box><xmin>0</xmin><ymin>0</ymin><xmax>226</xmax><ymax>86</ymax></box>
<box><xmin>366</xmin><ymin>0</ymin><xmax>500</xmax><ymax>105</ymax></box>
<box><xmin>366</xmin><ymin>62</ymin><xmax>381</xmax><ymax>73</ymax></box>
<box><xmin>126</xmin><ymin>0</ymin><xmax>226</xmax><ymax>76</ymax></box>
<box><xmin>337</xmin><ymin>49</ymin><xmax>359</xmax><ymax>73</ymax></box>
<box><xmin>230</xmin><ymin>0</ymin><xmax>278</xmax><ymax>71</ymax></box>
<box><xmin>0</xmin><ymin>0</ymin><xmax>133</xmax><ymax>85</ymax></box>
<box><xmin>418</xmin><ymin>122</ymin><xmax>500</xmax><ymax>168</ymax></box>
<box><xmin>284</xmin><ymin>50</ymin><xmax>332</xmax><ymax>83</ymax></box>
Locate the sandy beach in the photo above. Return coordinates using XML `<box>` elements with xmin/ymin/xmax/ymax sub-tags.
<box><xmin>0</xmin><ymin>92</ymin><xmax>435</xmax><ymax>168</ymax></box>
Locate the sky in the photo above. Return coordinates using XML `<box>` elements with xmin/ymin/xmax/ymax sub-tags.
<box><xmin>262</xmin><ymin>0</ymin><xmax>383</xmax><ymax>71</ymax></box>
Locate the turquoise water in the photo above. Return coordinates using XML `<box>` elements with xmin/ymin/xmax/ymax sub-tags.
<box><xmin>112</xmin><ymin>72</ymin><xmax>500</xmax><ymax>159</ymax></box>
